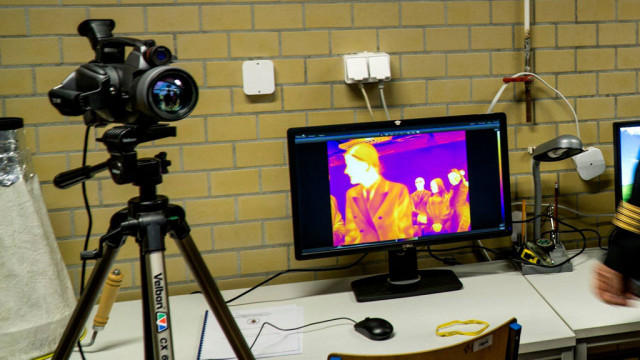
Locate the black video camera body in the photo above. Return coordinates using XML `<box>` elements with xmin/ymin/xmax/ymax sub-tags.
<box><xmin>49</xmin><ymin>19</ymin><xmax>198</xmax><ymax>126</ymax></box>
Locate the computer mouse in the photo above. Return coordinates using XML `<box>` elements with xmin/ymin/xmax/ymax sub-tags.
<box><xmin>354</xmin><ymin>317</ymin><xmax>394</xmax><ymax>341</ymax></box>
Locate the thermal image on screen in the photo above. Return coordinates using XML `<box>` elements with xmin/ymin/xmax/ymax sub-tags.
<box><xmin>620</xmin><ymin>126</ymin><xmax>640</xmax><ymax>202</ymax></box>
<box><xmin>327</xmin><ymin>131</ymin><xmax>470</xmax><ymax>247</ymax></box>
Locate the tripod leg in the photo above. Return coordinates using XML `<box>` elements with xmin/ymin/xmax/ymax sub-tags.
<box><xmin>170</xmin><ymin>230</ymin><xmax>255</xmax><ymax>359</ymax></box>
<box><xmin>53</xmin><ymin>243</ymin><xmax>121</xmax><ymax>360</ymax></box>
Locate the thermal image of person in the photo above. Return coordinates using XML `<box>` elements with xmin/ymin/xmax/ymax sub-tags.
<box><xmin>331</xmin><ymin>195</ymin><xmax>346</xmax><ymax>246</ymax></box>
<box><xmin>448</xmin><ymin>168</ymin><xmax>470</xmax><ymax>232</ymax></box>
<box><xmin>427</xmin><ymin>178</ymin><xmax>452</xmax><ymax>233</ymax></box>
<box><xmin>342</xmin><ymin>143</ymin><xmax>413</xmax><ymax>245</ymax></box>
<box><xmin>411</xmin><ymin>177</ymin><xmax>431</xmax><ymax>237</ymax></box>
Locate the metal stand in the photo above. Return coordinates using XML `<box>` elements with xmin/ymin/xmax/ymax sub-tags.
<box><xmin>52</xmin><ymin>125</ymin><xmax>254</xmax><ymax>359</ymax></box>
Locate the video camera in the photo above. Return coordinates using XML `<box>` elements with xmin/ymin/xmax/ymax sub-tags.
<box><xmin>49</xmin><ymin>19</ymin><xmax>198</xmax><ymax>126</ymax></box>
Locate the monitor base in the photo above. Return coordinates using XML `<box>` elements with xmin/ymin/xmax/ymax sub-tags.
<box><xmin>351</xmin><ymin>269</ymin><xmax>462</xmax><ymax>302</ymax></box>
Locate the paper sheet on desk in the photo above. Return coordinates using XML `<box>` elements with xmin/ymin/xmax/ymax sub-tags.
<box><xmin>197</xmin><ymin>304</ymin><xmax>304</xmax><ymax>359</ymax></box>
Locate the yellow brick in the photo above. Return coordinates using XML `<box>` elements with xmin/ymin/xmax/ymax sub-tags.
<box><xmin>63</xmin><ymin>0</ymin><xmax>117</xmax><ymax>4</ymax></box>
<box><xmin>577</xmin><ymin>49</ymin><xmax>615</xmax><ymax>71</ymax></box>
<box><xmin>535</xmin><ymin>0</ymin><xmax>575</xmax><ymax>22</ymax></box>
<box><xmin>331</xmin><ymin>30</ymin><xmax>377</xmax><ymax>55</ymax></box>
<box><xmin>183</xmin><ymin>143</ymin><xmax>233</xmax><ymax>171</ymax></box>
<box><xmin>308</xmin><ymin>110</ymin><xmax>355</xmax><ymax>126</ymax></box>
<box><xmin>88</xmin><ymin>7</ymin><xmax>144</xmax><ymax>33</ymax></box>
<box><xmin>202</xmin><ymin>5</ymin><xmax>251</xmax><ymax>31</ymax></box>
<box><xmin>599</xmin><ymin>72</ymin><xmax>636</xmax><ymax>95</ymax></box>
<box><xmin>238</xmin><ymin>194</ymin><xmax>287</xmax><ymax>220</ymax></box>
<box><xmin>557</xmin><ymin>74</ymin><xmax>596</xmax><ymax>97</ymax></box>
<box><xmin>7</xmin><ymin>97</ymin><xmax>66</xmax><ymax>124</ymax></box>
<box><xmin>449</xmin><ymin>104</ymin><xmax>491</xmax><ymax>117</ymax></box>
<box><xmin>618</xmin><ymin>48</ymin><xmax>640</xmax><ymax>69</ymax></box>
<box><xmin>427</xmin><ymin>79</ymin><xmax>470</xmax><ymax>103</ymax></box>
<box><xmin>618</xmin><ymin>95</ymin><xmax>640</xmax><ymax>118</ymax></box>
<box><xmin>230</xmin><ymin>32</ymin><xmax>279</xmax><ymax>58</ymax></box>
<box><xmin>558</xmin><ymin>172</ymin><xmax>601</xmax><ymax>195</ymax></box>
<box><xmin>255</xmin><ymin>4</ymin><xmax>302</xmax><ymax>29</ymax></box>
<box><xmin>471</xmin><ymin>26</ymin><xmax>513</xmax><ymax>50</ymax></box>
<box><xmin>305</xmin><ymin>3</ymin><xmax>351</xmax><ymax>28</ymax></box>
<box><xmin>48</xmin><ymin>211</ymin><xmax>72</xmax><ymax>238</ymax></box>
<box><xmin>62</xmin><ymin>37</ymin><xmax>96</xmax><ymax>63</ymax></box>
<box><xmin>191</xmin><ymin>89</ymin><xmax>232</xmax><ymax>116</ymax></box>
<box><xmin>356</xmin><ymin>108</ymin><xmax>400</xmax><ymax>122</ymax></box>
<box><xmin>273</xmin><ymin>59</ymin><xmax>305</xmax><ymax>84</ymax></box>
<box><xmin>211</xmin><ymin>169</ymin><xmax>259</xmax><ymax>196</ymax></box>
<box><xmin>41</xmin><ymin>182</ymin><xmax>99</xmax><ymax>210</ymax></box>
<box><xmin>236</xmin><ymin>141</ymin><xmax>284</xmax><ymax>167</ymax></box>
<box><xmin>307</xmin><ymin>57</ymin><xmax>343</xmax><ymax>83</ymax></box>
<box><xmin>558</xmin><ymin>24</ymin><xmax>596</xmax><ymax>47</ymax></box>
<box><xmin>619</xmin><ymin>0</ymin><xmax>640</xmax><ymax>20</ymax></box>
<box><xmin>578</xmin><ymin>0</ymin><xmax>615</xmax><ymax>21</ymax></box>
<box><xmin>515</xmin><ymin>124</ymin><xmax>557</xmax><ymax>150</ymax></box>
<box><xmin>283</xmin><ymin>85</ymin><xmax>331</xmax><ymax>111</ymax></box>
<box><xmin>404</xmin><ymin>106</ymin><xmax>447</xmax><ymax>120</ymax></box>
<box><xmin>508</xmin><ymin>151</ymin><xmax>530</xmax><ymax>174</ymax></box>
<box><xmin>531</xmin><ymin>99</ymin><xmax>575</xmax><ymax>123</ymax></box>
<box><xmin>576</xmin><ymin>97</ymin><xmax>615</xmax><ymax>120</ymax></box>
<box><xmin>99</xmin><ymin>180</ymin><xmax>139</xmax><ymax>205</ymax></box>
<box><xmin>578</xmin><ymin>192</ymin><xmax>616</xmax><ymax>214</ymax></box>
<box><xmin>0</xmin><ymin>68</ymin><xmax>32</xmax><ymax>95</ymax></box>
<box><xmin>598</xmin><ymin>120</ymin><xmax>614</xmax><ymax>143</ymax></box>
<box><xmin>381</xmin><ymin>81</ymin><xmax>427</xmax><ymax>106</ymax></box>
<box><xmin>447</xmin><ymin>53</ymin><xmax>490</xmax><ymax>77</ymax></box>
<box><xmin>138</xmin><ymin>147</ymin><xmax>182</xmax><ymax>170</ymax></box>
<box><xmin>200</xmin><ymin>252</ymin><xmax>238</xmax><ymax>277</ymax></box>
<box><xmin>492</xmin><ymin>1</ymin><xmax>522</xmax><ymax>24</ymax></box>
<box><xmin>333</xmin><ymin>84</ymin><xmax>375</xmax><ymax>109</ymax></box>
<box><xmin>32</xmin><ymin>154</ymin><xmax>67</xmax><ymax>182</ymax></box>
<box><xmin>259</xmin><ymin>113</ymin><xmax>305</xmax><ymax>139</ymax></box>
<box><xmin>173</xmin><ymin>62</ymin><xmax>204</xmax><ymax>88</ymax></box>
<box><xmin>491</xmin><ymin>52</ymin><xmax>525</xmax><ymax>75</ymax></box>
<box><xmin>353</xmin><ymin>3</ymin><xmax>398</xmax><ymax>27</ymax></box>
<box><xmin>35</xmin><ymin>66</ymin><xmax>77</xmax><ymax>95</ymax></box>
<box><xmin>599</xmin><ymin>23</ymin><xmax>636</xmax><ymax>46</ymax></box>
<box><xmin>177</xmin><ymin>34</ymin><xmax>227</xmax><ymax>60</ymax></box>
<box><xmin>29</xmin><ymin>8</ymin><xmax>85</xmax><ymax>35</ymax></box>
<box><xmin>559</xmin><ymin>121</ymin><xmax>597</xmax><ymax>144</ymax></box>
<box><xmin>379</xmin><ymin>29</ymin><xmax>424</xmax><ymax>52</ymax></box>
<box><xmin>519</xmin><ymin>25</ymin><xmax>556</xmax><ymax>48</ymax></box>
<box><xmin>401</xmin><ymin>2</ymin><xmax>445</xmax><ymax>26</ymax></box>
<box><xmin>1</xmin><ymin>38</ymin><xmax>59</xmax><ymax>65</ymax></box>
<box><xmin>447</xmin><ymin>1</ymin><xmax>490</xmax><ymax>24</ymax></box>
<box><xmin>158</xmin><ymin>172</ymin><xmax>209</xmax><ymax>199</ymax></box>
<box><xmin>401</xmin><ymin>54</ymin><xmax>445</xmax><ymax>78</ymax></box>
<box><xmin>153</xmin><ymin>118</ymin><xmax>205</xmax><ymax>146</ymax></box>
<box><xmin>233</xmin><ymin>88</ymin><xmax>282</xmax><ymax>113</ymax></box>
<box><xmin>264</xmin><ymin>219</ymin><xmax>293</xmax><ymax>245</ymax></box>
<box><xmin>147</xmin><ymin>6</ymin><xmax>199</xmax><ymax>32</ymax></box>
<box><xmin>0</xmin><ymin>9</ymin><xmax>26</xmax><ymax>35</ymax></box>
<box><xmin>240</xmin><ymin>247</ymin><xmax>288</xmax><ymax>274</ymax></box>
<box><xmin>74</xmin><ymin>206</ymin><xmax>124</xmax><ymax>237</ymax></box>
<box><xmin>38</xmin><ymin>125</ymin><xmax>92</xmax><ymax>153</ymax></box>
<box><xmin>57</xmin><ymin>239</ymin><xmax>85</xmax><ymax>266</ymax></box>
<box><xmin>472</xmin><ymin>78</ymin><xmax>507</xmax><ymax>102</ymax></box>
<box><xmin>262</xmin><ymin>167</ymin><xmax>290</xmax><ymax>192</ymax></box>
<box><xmin>206</xmin><ymin>61</ymin><xmax>242</xmax><ymax>87</ymax></box>
<box><xmin>208</xmin><ymin>115</ymin><xmax>256</xmax><ymax>142</ymax></box>
<box><xmin>213</xmin><ymin>222</ymin><xmax>262</xmax><ymax>250</ymax></box>
<box><xmin>282</xmin><ymin>31</ymin><xmax>329</xmax><ymax>56</ymax></box>
<box><xmin>426</xmin><ymin>28</ymin><xmax>468</xmax><ymax>51</ymax></box>
<box><xmin>184</xmin><ymin>198</ymin><xmax>235</xmax><ymax>225</ymax></box>
<box><xmin>535</xmin><ymin>50</ymin><xmax>575</xmax><ymax>73</ymax></box>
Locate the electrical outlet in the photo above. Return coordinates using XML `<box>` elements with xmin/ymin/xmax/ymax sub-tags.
<box><xmin>343</xmin><ymin>52</ymin><xmax>391</xmax><ymax>84</ymax></box>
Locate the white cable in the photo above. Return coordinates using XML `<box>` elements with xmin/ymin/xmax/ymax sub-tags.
<box><xmin>358</xmin><ymin>82</ymin><xmax>375</xmax><ymax>122</ymax></box>
<box><xmin>486</xmin><ymin>71</ymin><xmax>581</xmax><ymax>138</ymax></box>
<box><xmin>378</xmin><ymin>81</ymin><xmax>391</xmax><ymax>121</ymax></box>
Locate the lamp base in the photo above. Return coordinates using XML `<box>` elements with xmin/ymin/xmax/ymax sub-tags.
<box><xmin>520</xmin><ymin>243</ymin><xmax>573</xmax><ymax>275</ymax></box>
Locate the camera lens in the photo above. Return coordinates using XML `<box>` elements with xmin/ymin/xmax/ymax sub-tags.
<box><xmin>133</xmin><ymin>66</ymin><xmax>198</xmax><ymax>122</ymax></box>
<box><xmin>145</xmin><ymin>46</ymin><xmax>172</xmax><ymax>67</ymax></box>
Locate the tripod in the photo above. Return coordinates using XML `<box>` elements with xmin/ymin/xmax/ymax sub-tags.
<box><xmin>52</xmin><ymin>125</ymin><xmax>254</xmax><ymax>359</ymax></box>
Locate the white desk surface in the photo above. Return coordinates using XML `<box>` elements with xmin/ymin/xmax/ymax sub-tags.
<box><xmin>525</xmin><ymin>248</ymin><xmax>640</xmax><ymax>339</ymax></box>
<box><xmin>71</xmin><ymin>261</ymin><xmax>575</xmax><ymax>359</ymax></box>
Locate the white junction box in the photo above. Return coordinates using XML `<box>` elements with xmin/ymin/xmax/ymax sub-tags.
<box><xmin>242</xmin><ymin>60</ymin><xmax>275</xmax><ymax>95</ymax></box>
<box><xmin>343</xmin><ymin>52</ymin><xmax>391</xmax><ymax>84</ymax></box>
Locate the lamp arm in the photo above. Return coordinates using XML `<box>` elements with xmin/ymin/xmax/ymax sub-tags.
<box><xmin>533</xmin><ymin>159</ymin><xmax>543</xmax><ymax>240</ymax></box>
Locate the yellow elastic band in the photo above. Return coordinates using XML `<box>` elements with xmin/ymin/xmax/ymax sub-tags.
<box><xmin>435</xmin><ymin>319</ymin><xmax>490</xmax><ymax>337</ymax></box>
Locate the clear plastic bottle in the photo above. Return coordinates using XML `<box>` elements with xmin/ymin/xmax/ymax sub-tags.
<box><xmin>0</xmin><ymin>117</ymin><xmax>33</xmax><ymax>186</ymax></box>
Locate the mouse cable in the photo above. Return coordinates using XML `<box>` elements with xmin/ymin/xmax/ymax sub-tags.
<box><xmin>249</xmin><ymin>317</ymin><xmax>357</xmax><ymax>350</ymax></box>
<box><xmin>224</xmin><ymin>253</ymin><xmax>368</xmax><ymax>304</ymax></box>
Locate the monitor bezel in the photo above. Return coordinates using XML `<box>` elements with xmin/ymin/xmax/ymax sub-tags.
<box><xmin>613</xmin><ymin>119</ymin><xmax>640</xmax><ymax>205</ymax></box>
<box><xmin>287</xmin><ymin>113</ymin><xmax>513</xmax><ymax>261</ymax></box>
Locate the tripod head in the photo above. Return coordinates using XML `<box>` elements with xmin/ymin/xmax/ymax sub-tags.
<box><xmin>54</xmin><ymin>124</ymin><xmax>175</xmax><ymax>191</ymax></box>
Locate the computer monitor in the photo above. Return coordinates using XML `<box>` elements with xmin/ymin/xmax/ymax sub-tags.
<box><xmin>287</xmin><ymin>113</ymin><xmax>512</xmax><ymax>302</ymax></box>
<box><xmin>613</xmin><ymin>120</ymin><xmax>640</xmax><ymax>204</ymax></box>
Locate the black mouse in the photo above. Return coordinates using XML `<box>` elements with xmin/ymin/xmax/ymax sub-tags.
<box><xmin>354</xmin><ymin>317</ymin><xmax>394</xmax><ymax>341</ymax></box>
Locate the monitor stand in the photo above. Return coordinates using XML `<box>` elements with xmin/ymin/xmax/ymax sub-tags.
<box><xmin>351</xmin><ymin>247</ymin><xmax>462</xmax><ymax>302</ymax></box>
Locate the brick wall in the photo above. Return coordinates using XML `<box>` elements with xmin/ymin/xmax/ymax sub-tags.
<box><xmin>0</xmin><ymin>0</ymin><xmax>634</xmax><ymax>301</ymax></box>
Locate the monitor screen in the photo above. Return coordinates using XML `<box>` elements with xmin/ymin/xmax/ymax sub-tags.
<box><xmin>614</xmin><ymin>120</ymin><xmax>640</xmax><ymax>204</ymax></box>
<box><xmin>287</xmin><ymin>113</ymin><xmax>512</xmax><ymax>301</ymax></box>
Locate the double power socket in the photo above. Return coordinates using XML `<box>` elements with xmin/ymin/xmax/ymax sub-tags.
<box><xmin>343</xmin><ymin>52</ymin><xmax>391</xmax><ymax>84</ymax></box>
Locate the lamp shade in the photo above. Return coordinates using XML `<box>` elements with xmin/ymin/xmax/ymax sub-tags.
<box><xmin>532</xmin><ymin>135</ymin><xmax>583</xmax><ymax>162</ymax></box>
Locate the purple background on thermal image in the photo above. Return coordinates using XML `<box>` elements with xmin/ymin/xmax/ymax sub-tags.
<box><xmin>328</xmin><ymin>131</ymin><xmax>468</xmax><ymax>218</ymax></box>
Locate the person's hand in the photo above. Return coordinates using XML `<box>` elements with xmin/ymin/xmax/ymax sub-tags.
<box><xmin>593</xmin><ymin>262</ymin><xmax>631</xmax><ymax>306</ymax></box>
<box><xmin>417</xmin><ymin>214</ymin><xmax>427</xmax><ymax>224</ymax></box>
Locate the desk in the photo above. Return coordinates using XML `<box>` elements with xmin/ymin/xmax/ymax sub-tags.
<box><xmin>69</xmin><ymin>261</ymin><xmax>575</xmax><ymax>359</ymax></box>
<box><xmin>525</xmin><ymin>248</ymin><xmax>640</xmax><ymax>360</ymax></box>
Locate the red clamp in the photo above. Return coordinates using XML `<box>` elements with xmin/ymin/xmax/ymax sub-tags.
<box><xmin>502</xmin><ymin>75</ymin><xmax>533</xmax><ymax>83</ymax></box>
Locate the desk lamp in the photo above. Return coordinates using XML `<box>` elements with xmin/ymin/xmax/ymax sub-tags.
<box><xmin>526</xmin><ymin>135</ymin><xmax>583</xmax><ymax>274</ymax></box>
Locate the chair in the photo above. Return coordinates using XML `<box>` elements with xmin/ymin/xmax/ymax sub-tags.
<box><xmin>327</xmin><ymin>318</ymin><xmax>521</xmax><ymax>360</ymax></box>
